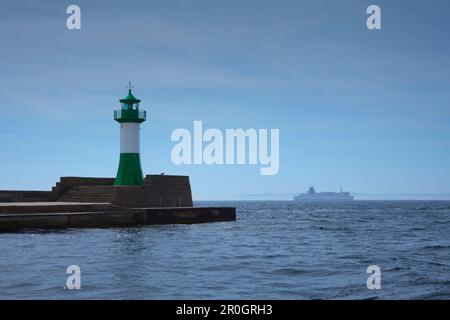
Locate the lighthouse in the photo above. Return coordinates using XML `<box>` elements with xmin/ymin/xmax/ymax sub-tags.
<box><xmin>113</xmin><ymin>83</ymin><xmax>146</xmax><ymax>185</ymax></box>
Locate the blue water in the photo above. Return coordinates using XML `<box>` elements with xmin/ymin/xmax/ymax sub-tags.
<box><xmin>0</xmin><ymin>201</ymin><xmax>449</xmax><ymax>299</ymax></box>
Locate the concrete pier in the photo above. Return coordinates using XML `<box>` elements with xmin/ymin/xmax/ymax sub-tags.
<box><xmin>0</xmin><ymin>176</ymin><xmax>236</xmax><ymax>232</ymax></box>
<box><xmin>0</xmin><ymin>203</ymin><xmax>236</xmax><ymax>232</ymax></box>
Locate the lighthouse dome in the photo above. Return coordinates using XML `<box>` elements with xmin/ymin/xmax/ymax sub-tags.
<box><xmin>120</xmin><ymin>89</ymin><xmax>141</xmax><ymax>104</ymax></box>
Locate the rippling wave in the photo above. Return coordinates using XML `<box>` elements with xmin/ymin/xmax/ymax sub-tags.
<box><xmin>0</xmin><ymin>201</ymin><xmax>449</xmax><ymax>299</ymax></box>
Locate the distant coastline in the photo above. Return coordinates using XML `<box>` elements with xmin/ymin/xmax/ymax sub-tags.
<box><xmin>196</xmin><ymin>193</ymin><xmax>450</xmax><ymax>201</ymax></box>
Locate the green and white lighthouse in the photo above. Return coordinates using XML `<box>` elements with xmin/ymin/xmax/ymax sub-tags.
<box><xmin>113</xmin><ymin>83</ymin><xmax>146</xmax><ymax>185</ymax></box>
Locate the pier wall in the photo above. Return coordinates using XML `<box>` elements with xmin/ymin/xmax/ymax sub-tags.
<box><xmin>0</xmin><ymin>191</ymin><xmax>56</xmax><ymax>203</ymax></box>
<box><xmin>0</xmin><ymin>207</ymin><xmax>236</xmax><ymax>232</ymax></box>
<box><xmin>110</xmin><ymin>175</ymin><xmax>193</xmax><ymax>208</ymax></box>
<box><xmin>0</xmin><ymin>175</ymin><xmax>193</xmax><ymax>208</ymax></box>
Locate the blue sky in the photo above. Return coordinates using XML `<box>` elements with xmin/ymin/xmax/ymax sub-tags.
<box><xmin>0</xmin><ymin>0</ymin><xmax>450</xmax><ymax>199</ymax></box>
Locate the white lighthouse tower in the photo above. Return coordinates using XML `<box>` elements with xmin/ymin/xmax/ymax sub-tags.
<box><xmin>113</xmin><ymin>83</ymin><xmax>146</xmax><ymax>185</ymax></box>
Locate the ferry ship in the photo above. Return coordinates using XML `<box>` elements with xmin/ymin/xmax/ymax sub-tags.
<box><xmin>294</xmin><ymin>186</ymin><xmax>354</xmax><ymax>202</ymax></box>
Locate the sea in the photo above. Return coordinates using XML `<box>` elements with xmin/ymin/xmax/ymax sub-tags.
<box><xmin>0</xmin><ymin>201</ymin><xmax>449</xmax><ymax>299</ymax></box>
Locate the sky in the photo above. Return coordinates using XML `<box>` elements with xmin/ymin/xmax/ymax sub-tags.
<box><xmin>0</xmin><ymin>0</ymin><xmax>450</xmax><ymax>199</ymax></box>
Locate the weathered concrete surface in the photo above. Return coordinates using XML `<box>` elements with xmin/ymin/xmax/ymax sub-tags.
<box><xmin>0</xmin><ymin>202</ymin><xmax>115</xmax><ymax>214</ymax></box>
<box><xmin>0</xmin><ymin>207</ymin><xmax>236</xmax><ymax>232</ymax></box>
<box><xmin>0</xmin><ymin>191</ymin><xmax>56</xmax><ymax>203</ymax></box>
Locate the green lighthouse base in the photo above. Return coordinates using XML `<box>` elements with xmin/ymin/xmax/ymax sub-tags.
<box><xmin>114</xmin><ymin>153</ymin><xmax>144</xmax><ymax>185</ymax></box>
